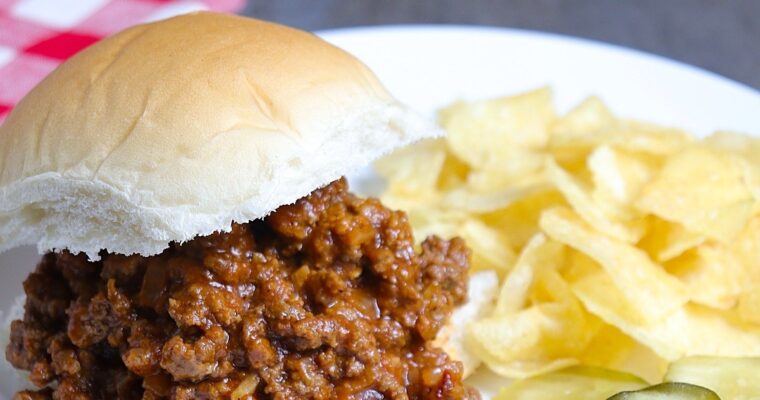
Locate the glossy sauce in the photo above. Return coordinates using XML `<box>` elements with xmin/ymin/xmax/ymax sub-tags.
<box><xmin>7</xmin><ymin>179</ymin><xmax>479</xmax><ymax>400</ymax></box>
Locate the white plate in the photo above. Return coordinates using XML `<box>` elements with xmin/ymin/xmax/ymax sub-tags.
<box><xmin>1</xmin><ymin>25</ymin><xmax>759</xmax><ymax>398</ymax></box>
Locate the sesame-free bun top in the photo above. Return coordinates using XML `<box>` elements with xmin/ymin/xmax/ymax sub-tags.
<box><xmin>0</xmin><ymin>12</ymin><xmax>437</xmax><ymax>259</ymax></box>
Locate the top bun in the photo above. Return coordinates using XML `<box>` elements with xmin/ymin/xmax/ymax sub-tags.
<box><xmin>0</xmin><ymin>12</ymin><xmax>436</xmax><ymax>259</ymax></box>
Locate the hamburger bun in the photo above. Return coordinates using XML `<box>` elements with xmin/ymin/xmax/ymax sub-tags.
<box><xmin>0</xmin><ymin>12</ymin><xmax>436</xmax><ymax>259</ymax></box>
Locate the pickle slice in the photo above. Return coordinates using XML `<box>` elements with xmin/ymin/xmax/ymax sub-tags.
<box><xmin>606</xmin><ymin>382</ymin><xmax>719</xmax><ymax>399</ymax></box>
<box><xmin>494</xmin><ymin>366</ymin><xmax>647</xmax><ymax>400</ymax></box>
<box><xmin>665</xmin><ymin>356</ymin><xmax>760</xmax><ymax>399</ymax></box>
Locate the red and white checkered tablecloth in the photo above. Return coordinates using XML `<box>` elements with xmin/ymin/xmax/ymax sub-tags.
<box><xmin>0</xmin><ymin>0</ymin><xmax>246</xmax><ymax>123</ymax></box>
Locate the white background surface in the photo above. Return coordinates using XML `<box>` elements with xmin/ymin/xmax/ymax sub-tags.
<box><xmin>1</xmin><ymin>26</ymin><xmax>759</xmax><ymax>398</ymax></box>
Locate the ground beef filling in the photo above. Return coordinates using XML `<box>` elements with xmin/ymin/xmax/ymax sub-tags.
<box><xmin>6</xmin><ymin>179</ymin><xmax>479</xmax><ymax>400</ymax></box>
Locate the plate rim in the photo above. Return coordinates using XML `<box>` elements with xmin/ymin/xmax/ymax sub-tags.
<box><xmin>316</xmin><ymin>23</ymin><xmax>760</xmax><ymax>100</ymax></box>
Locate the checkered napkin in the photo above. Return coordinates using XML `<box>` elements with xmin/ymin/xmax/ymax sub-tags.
<box><xmin>0</xmin><ymin>0</ymin><xmax>246</xmax><ymax>123</ymax></box>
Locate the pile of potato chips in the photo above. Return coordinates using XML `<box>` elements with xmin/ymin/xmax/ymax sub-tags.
<box><xmin>376</xmin><ymin>88</ymin><xmax>760</xmax><ymax>384</ymax></box>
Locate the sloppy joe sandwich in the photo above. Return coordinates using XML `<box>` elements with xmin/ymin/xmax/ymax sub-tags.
<box><xmin>0</xmin><ymin>12</ymin><xmax>479</xmax><ymax>399</ymax></box>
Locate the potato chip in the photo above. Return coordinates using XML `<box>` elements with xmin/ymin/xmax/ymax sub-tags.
<box><xmin>705</xmin><ymin>132</ymin><xmax>760</xmax><ymax>178</ymax></box>
<box><xmin>737</xmin><ymin>291</ymin><xmax>760</xmax><ymax>325</ymax></box>
<box><xmin>467</xmin><ymin>300</ymin><xmax>598</xmax><ymax>378</ymax></box>
<box><xmin>469</xmin><ymin>239</ymin><xmax>598</xmax><ymax>378</ymax></box>
<box><xmin>579</xmin><ymin>324</ymin><xmax>639</xmax><ymax>371</ymax></box>
<box><xmin>441</xmin><ymin>179</ymin><xmax>549</xmax><ymax>213</ymax></box>
<box><xmin>636</xmin><ymin>146</ymin><xmax>756</xmax><ymax>243</ymax></box>
<box><xmin>665</xmin><ymin>356</ymin><xmax>760</xmax><ymax>400</ymax></box>
<box><xmin>494</xmin><ymin>234</ymin><xmax>564</xmax><ymax>314</ymax></box>
<box><xmin>377</xmin><ymin>88</ymin><xmax>760</xmax><ymax>387</ymax></box>
<box><xmin>456</xmin><ymin>220</ymin><xmax>516</xmax><ymax>276</ymax></box>
<box><xmin>400</xmin><ymin>207</ymin><xmax>465</xmax><ymax>241</ymax></box>
<box><xmin>540</xmin><ymin>207</ymin><xmax>687</xmax><ymax>322</ymax></box>
<box><xmin>546</xmin><ymin>159</ymin><xmax>646</xmax><ymax>243</ymax></box>
<box><xmin>572</xmin><ymin>270</ymin><xmax>760</xmax><ymax>361</ymax></box>
<box><xmin>638</xmin><ymin>217</ymin><xmax>706</xmax><ymax>263</ymax></box>
<box><xmin>732</xmin><ymin>216</ymin><xmax>760</xmax><ymax>286</ymax></box>
<box><xmin>435</xmin><ymin>270</ymin><xmax>499</xmax><ymax>377</ymax></box>
<box><xmin>465</xmin><ymin>152</ymin><xmax>548</xmax><ymax>193</ymax></box>
<box><xmin>548</xmin><ymin>96</ymin><xmax>620</xmax><ymax>168</ymax></box>
<box><xmin>550</xmin><ymin>97</ymin><xmax>616</xmax><ymax>145</ymax></box>
<box><xmin>436</xmin><ymin>151</ymin><xmax>470</xmax><ymax>191</ymax></box>
<box><xmin>563</xmin><ymin>249</ymin><xmax>672</xmax><ymax>383</ymax></box>
<box><xmin>562</xmin><ymin>248</ymin><xmax>603</xmax><ymax>283</ymax></box>
<box><xmin>495</xmin><ymin>366</ymin><xmax>647</xmax><ymax>400</ymax></box>
<box><xmin>550</xmin><ymin>97</ymin><xmax>692</xmax><ymax>157</ymax></box>
<box><xmin>526</xmin><ymin>255</ymin><xmax>575</xmax><ymax>305</ymax></box>
<box><xmin>704</xmin><ymin>131</ymin><xmax>760</xmax><ymax>204</ymax></box>
<box><xmin>664</xmin><ymin>244</ymin><xmax>744</xmax><ymax>309</ymax></box>
<box><xmin>548</xmin><ymin>97</ymin><xmax>615</xmax><ymax>170</ymax></box>
<box><xmin>729</xmin><ymin>219</ymin><xmax>760</xmax><ymax>328</ymax></box>
<box><xmin>705</xmin><ymin>131</ymin><xmax>760</xmax><ymax>156</ymax></box>
<box><xmin>439</xmin><ymin>87</ymin><xmax>555</xmax><ymax>168</ymax></box>
<box><xmin>608</xmin><ymin>121</ymin><xmax>694</xmax><ymax>156</ymax></box>
<box><xmin>580</xmin><ymin>324</ymin><xmax>668</xmax><ymax>384</ymax></box>
<box><xmin>587</xmin><ymin>145</ymin><xmax>653</xmax><ymax>220</ymax></box>
<box><xmin>481</xmin><ymin>190</ymin><xmax>565</xmax><ymax>249</ymax></box>
<box><xmin>375</xmin><ymin>138</ymin><xmax>446</xmax><ymax>194</ymax></box>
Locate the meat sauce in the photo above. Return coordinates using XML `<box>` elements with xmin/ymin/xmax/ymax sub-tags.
<box><xmin>6</xmin><ymin>179</ymin><xmax>479</xmax><ymax>400</ymax></box>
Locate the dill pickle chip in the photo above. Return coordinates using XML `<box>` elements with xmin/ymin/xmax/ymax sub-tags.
<box><xmin>607</xmin><ymin>382</ymin><xmax>720</xmax><ymax>400</ymax></box>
